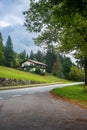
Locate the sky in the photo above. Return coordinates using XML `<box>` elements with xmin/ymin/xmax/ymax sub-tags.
<box><xmin>0</xmin><ymin>0</ymin><xmax>76</xmax><ymax>62</ymax></box>
<box><xmin>0</xmin><ymin>0</ymin><xmax>40</xmax><ymax>54</ymax></box>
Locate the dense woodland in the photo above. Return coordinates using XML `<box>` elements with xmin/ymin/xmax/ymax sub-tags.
<box><xmin>0</xmin><ymin>32</ymin><xmax>84</xmax><ymax>81</ymax></box>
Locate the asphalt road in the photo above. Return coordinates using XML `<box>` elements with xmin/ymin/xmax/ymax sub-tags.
<box><xmin>0</xmin><ymin>82</ymin><xmax>84</xmax><ymax>100</ymax></box>
<box><xmin>0</xmin><ymin>91</ymin><xmax>87</xmax><ymax>130</ymax></box>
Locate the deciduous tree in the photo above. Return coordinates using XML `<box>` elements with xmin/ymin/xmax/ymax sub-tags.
<box><xmin>24</xmin><ymin>0</ymin><xmax>87</xmax><ymax>87</ymax></box>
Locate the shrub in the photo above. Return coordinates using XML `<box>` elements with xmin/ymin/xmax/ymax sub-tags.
<box><xmin>34</xmin><ymin>67</ymin><xmax>46</xmax><ymax>76</ymax></box>
<box><xmin>40</xmin><ymin>72</ymin><xmax>46</xmax><ymax>76</ymax></box>
<box><xmin>69</xmin><ymin>66</ymin><xmax>84</xmax><ymax>81</ymax></box>
<box><xmin>34</xmin><ymin>67</ymin><xmax>41</xmax><ymax>75</ymax></box>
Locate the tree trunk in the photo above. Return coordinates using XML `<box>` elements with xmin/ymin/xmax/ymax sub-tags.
<box><xmin>84</xmin><ymin>56</ymin><xmax>87</xmax><ymax>91</ymax></box>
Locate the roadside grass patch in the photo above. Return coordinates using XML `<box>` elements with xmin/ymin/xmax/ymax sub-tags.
<box><xmin>52</xmin><ymin>85</ymin><xmax>87</xmax><ymax>108</ymax></box>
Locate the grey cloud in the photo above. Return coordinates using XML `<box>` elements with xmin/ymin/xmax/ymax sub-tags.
<box><xmin>0</xmin><ymin>0</ymin><xmax>40</xmax><ymax>54</ymax></box>
<box><xmin>1</xmin><ymin>24</ymin><xmax>40</xmax><ymax>54</ymax></box>
<box><xmin>0</xmin><ymin>0</ymin><xmax>29</xmax><ymax>27</ymax></box>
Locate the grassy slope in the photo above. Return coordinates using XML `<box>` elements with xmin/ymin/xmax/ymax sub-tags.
<box><xmin>0</xmin><ymin>66</ymin><xmax>68</xmax><ymax>83</ymax></box>
<box><xmin>52</xmin><ymin>85</ymin><xmax>87</xmax><ymax>108</ymax></box>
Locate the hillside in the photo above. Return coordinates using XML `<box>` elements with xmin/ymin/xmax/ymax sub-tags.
<box><xmin>0</xmin><ymin>66</ymin><xmax>67</xmax><ymax>84</ymax></box>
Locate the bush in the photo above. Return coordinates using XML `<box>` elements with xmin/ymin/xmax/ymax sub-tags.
<box><xmin>53</xmin><ymin>72</ymin><xmax>57</xmax><ymax>76</ymax></box>
<box><xmin>40</xmin><ymin>72</ymin><xmax>46</xmax><ymax>76</ymax></box>
<box><xmin>34</xmin><ymin>67</ymin><xmax>41</xmax><ymax>75</ymax></box>
<box><xmin>34</xmin><ymin>67</ymin><xmax>46</xmax><ymax>76</ymax></box>
<box><xmin>69</xmin><ymin>66</ymin><xmax>84</xmax><ymax>81</ymax></box>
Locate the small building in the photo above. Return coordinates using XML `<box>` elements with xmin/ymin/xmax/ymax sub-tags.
<box><xmin>21</xmin><ymin>59</ymin><xmax>47</xmax><ymax>72</ymax></box>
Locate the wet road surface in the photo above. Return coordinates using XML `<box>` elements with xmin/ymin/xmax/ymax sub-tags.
<box><xmin>0</xmin><ymin>82</ymin><xmax>83</xmax><ymax>99</ymax></box>
<box><xmin>0</xmin><ymin>92</ymin><xmax>87</xmax><ymax>130</ymax></box>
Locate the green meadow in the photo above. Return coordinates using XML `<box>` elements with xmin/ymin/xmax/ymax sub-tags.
<box><xmin>0</xmin><ymin>66</ymin><xmax>68</xmax><ymax>83</ymax></box>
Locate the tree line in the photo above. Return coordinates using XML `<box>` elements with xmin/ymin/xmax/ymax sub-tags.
<box><xmin>0</xmin><ymin>32</ymin><xmax>84</xmax><ymax>81</ymax></box>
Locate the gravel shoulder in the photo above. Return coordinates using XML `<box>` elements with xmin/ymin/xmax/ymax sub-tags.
<box><xmin>0</xmin><ymin>92</ymin><xmax>87</xmax><ymax>130</ymax></box>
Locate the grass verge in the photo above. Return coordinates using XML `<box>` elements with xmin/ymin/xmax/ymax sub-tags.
<box><xmin>52</xmin><ymin>85</ymin><xmax>87</xmax><ymax>109</ymax></box>
<box><xmin>0</xmin><ymin>82</ymin><xmax>62</xmax><ymax>90</ymax></box>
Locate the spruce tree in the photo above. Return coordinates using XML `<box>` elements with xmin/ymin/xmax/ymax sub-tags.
<box><xmin>19</xmin><ymin>50</ymin><xmax>27</xmax><ymax>63</ymax></box>
<box><xmin>0</xmin><ymin>32</ymin><xmax>5</xmax><ymax>65</ymax></box>
<box><xmin>4</xmin><ymin>36</ymin><xmax>14</xmax><ymax>67</ymax></box>
<box><xmin>45</xmin><ymin>46</ymin><xmax>57</xmax><ymax>73</ymax></box>
<box><xmin>30</xmin><ymin>50</ymin><xmax>34</xmax><ymax>60</ymax></box>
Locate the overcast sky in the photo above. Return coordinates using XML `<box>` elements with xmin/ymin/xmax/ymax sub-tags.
<box><xmin>0</xmin><ymin>0</ymin><xmax>29</xmax><ymax>27</ymax></box>
<box><xmin>0</xmin><ymin>0</ymin><xmax>40</xmax><ymax>54</ymax></box>
<box><xmin>0</xmin><ymin>0</ymin><xmax>76</xmax><ymax>63</ymax></box>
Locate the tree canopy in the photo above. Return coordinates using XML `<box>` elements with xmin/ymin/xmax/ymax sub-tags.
<box><xmin>24</xmin><ymin>0</ymin><xmax>87</xmax><ymax>85</ymax></box>
<box><xmin>24</xmin><ymin>0</ymin><xmax>87</xmax><ymax>54</ymax></box>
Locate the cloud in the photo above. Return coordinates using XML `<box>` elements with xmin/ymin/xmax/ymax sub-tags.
<box><xmin>0</xmin><ymin>0</ymin><xmax>29</xmax><ymax>28</ymax></box>
<box><xmin>0</xmin><ymin>15</ymin><xmax>23</xmax><ymax>28</ymax></box>
<box><xmin>1</xmin><ymin>25</ymin><xmax>40</xmax><ymax>54</ymax></box>
<box><xmin>0</xmin><ymin>21</ymin><xmax>11</xmax><ymax>28</ymax></box>
<box><xmin>0</xmin><ymin>0</ymin><xmax>41</xmax><ymax>54</ymax></box>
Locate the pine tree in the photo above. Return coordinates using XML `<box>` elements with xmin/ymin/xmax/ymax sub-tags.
<box><xmin>35</xmin><ymin>50</ymin><xmax>43</xmax><ymax>62</ymax></box>
<box><xmin>30</xmin><ymin>50</ymin><xmax>34</xmax><ymax>60</ymax></box>
<box><xmin>4</xmin><ymin>36</ymin><xmax>15</xmax><ymax>67</ymax></box>
<box><xmin>45</xmin><ymin>46</ymin><xmax>57</xmax><ymax>73</ymax></box>
<box><xmin>0</xmin><ymin>32</ymin><xmax>5</xmax><ymax>65</ymax></box>
<box><xmin>19</xmin><ymin>50</ymin><xmax>27</xmax><ymax>63</ymax></box>
<box><xmin>63</xmin><ymin>56</ymin><xmax>72</xmax><ymax>79</ymax></box>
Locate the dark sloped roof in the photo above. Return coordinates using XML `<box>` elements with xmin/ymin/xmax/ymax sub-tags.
<box><xmin>29</xmin><ymin>59</ymin><xmax>47</xmax><ymax>66</ymax></box>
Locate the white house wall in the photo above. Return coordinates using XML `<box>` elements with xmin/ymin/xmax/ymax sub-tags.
<box><xmin>21</xmin><ymin>60</ymin><xmax>46</xmax><ymax>72</ymax></box>
<box><xmin>21</xmin><ymin>61</ymin><xmax>34</xmax><ymax>67</ymax></box>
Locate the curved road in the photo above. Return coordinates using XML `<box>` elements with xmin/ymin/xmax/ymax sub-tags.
<box><xmin>0</xmin><ymin>82</ymin><xmax>87</xmax><ymax>130</ymax></box>
<box><xmin>0</xmin><ymin>82</ymin><xmax>84</xmax><ymax>100</ymax></box>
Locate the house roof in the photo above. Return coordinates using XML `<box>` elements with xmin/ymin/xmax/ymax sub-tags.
<box><xmin>29</xmin><ymin>59</ymin><xmax>47</xmax><ymax>66</ymax></box>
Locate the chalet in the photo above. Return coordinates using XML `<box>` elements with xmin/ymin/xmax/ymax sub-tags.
<box><xmin>21</xmin><ymin>59</ymin><xmax>47</xmax><ymax>72</ymax></box>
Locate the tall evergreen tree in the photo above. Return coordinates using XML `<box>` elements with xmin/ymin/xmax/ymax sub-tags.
<box><xmin>30</xmin><ymin>50</ymin><xmax>34</xmax><ymax>60</ymax></box>
<box><xmin>45</xmin><ymin>46</ymin><xmax>57</xmax><ymax>73</ymax></box>
<box><xmin>62</xmin><ymin>56</ymin><xmax>72</xmax><ymax>79</ymax></box>
<box><xmin>35</xmin><ymin>50</ymin><xmax>43</xmax><ymax>62</ymax></box>
<box><xmin>4</xmin><ymin>36</ymin><xmax>14</xmax><ymax>67</ymax></box>
<box><xmin>19</xmin><ymin>50</ymin><xmax>27</xmax><ymax>63</ymax></box>
<box><xmin>0</xmin><ymin>32</ymin><xmax>5</xmax><ymax>65</ymax></box>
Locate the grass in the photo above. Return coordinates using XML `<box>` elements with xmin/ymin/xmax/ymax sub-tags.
<box><xmin>0</xmin><ymin>66</ymin><xmax>68</xmax><ymax>84</ymax></box>
<box><xmin>52</xmin><ymin>85</ymin><xmax>87</xmax><ymax>108</ymax></box>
